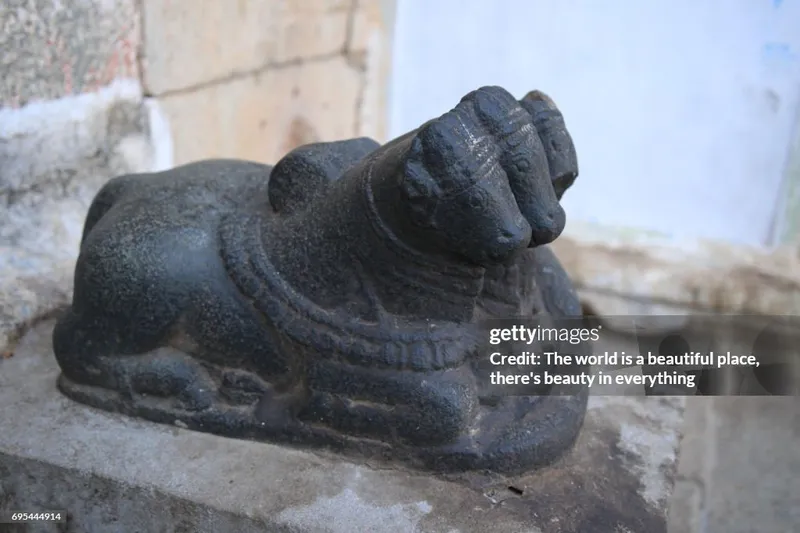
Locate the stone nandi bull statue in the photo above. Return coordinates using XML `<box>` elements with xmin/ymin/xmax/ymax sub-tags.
<box><xmin>53</xmin><ymin>86</ymin><xmax>588</xmax><ymax>474</ymax></box>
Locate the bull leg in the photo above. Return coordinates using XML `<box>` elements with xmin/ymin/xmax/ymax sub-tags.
<box><xmin>54</xmin><ymin>308</ymin><xmax>218</xmax><ymax>412</ymax></box>
<box><xmin>293</xmin><ymin>360</ymin><xmax>476</xmax><ymax>447</ymax></box>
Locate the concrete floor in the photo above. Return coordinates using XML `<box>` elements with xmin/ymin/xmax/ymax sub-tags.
<box><xmin>667</xmin><ymin>397</ymin><xmax>799</xmax><ymax>533</ymax></box>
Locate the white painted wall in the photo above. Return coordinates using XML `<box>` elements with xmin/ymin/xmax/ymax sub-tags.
<box><xmin>389</xmin><ymin>0</ymin><xmax>800</xmax><ymax>247</ymax></box>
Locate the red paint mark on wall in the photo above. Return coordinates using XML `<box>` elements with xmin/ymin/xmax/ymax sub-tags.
<box><xmin>62</xmin><ymin>62</ymin><xmax>73</xmax><ymax>94</ymax></box>
<box><xmin>95</xmin><ymin>24</ymin><xmax>139</xmax><ymax>89</ymax></box>
<box><xmin>119</xmin><ymin>35</ymin><xmax>137</xmax><ymax>74</ymax></box>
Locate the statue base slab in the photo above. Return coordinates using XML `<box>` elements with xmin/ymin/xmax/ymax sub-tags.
<box><xmin>0</xmin><ymin>321</ymin><xmax>683</xmax><ymax>533</ymax></box>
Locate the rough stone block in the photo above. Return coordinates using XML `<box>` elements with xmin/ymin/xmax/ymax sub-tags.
<box><xmin>158</xmin><ymin>57</ymin><xmax>361</xmax><ymax>165</ymax></box>
<box><xmin>1</xmin><ymin>321</ymin><xmax>683</xmax><ymax>533</ymax></box>
<box><xmin>142</xmin><ymin>0</ymin><xmax>352</xmax><ymax>95</ymax></box>
<box><xmin>0</xmin><ymin>0</ymin><xmax>140</xmax><ymax>107</ymax></box>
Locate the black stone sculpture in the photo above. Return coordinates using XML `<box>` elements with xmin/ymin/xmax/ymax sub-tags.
<box><xmin>53</xmin><ymin>86</ymin><xmax>588</xmax><ymax>474</ymax></box>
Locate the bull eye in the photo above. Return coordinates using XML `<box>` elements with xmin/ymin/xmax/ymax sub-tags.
<box><xmin>465</xmin><ymin>189</ymin><xmax>489</xmax><ymax>213</ymax></box>
<box><xmin>403</xmin><ymin>162</ymin><xmax>433</xmax><ymax>201</ymax></box>
<box><xmin>511</xmin><ymin>154</ymin><xmax>531</xmax><ymax>174</ymax></box>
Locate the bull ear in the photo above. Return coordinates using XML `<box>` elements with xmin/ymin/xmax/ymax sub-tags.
<box><xmin>401</xmin><ymin>138</ymin><xmax>440</xmax><ymax>228</ymax></box>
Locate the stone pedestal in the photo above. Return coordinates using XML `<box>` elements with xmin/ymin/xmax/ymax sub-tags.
<box><xmin>0</xmin><ymin>321</ymin><xmax>683</xmax><ymax>533</ymax></box>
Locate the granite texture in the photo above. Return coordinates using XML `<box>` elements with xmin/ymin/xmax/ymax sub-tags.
<box><xmin>0</xmin><ymin>0</ymin><xmax>140</xmax><ymax>108</ymax></box>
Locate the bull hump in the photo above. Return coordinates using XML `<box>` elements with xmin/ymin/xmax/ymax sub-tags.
<box><xmin>218</xmin><ymin>212</ymin><xmax>474</xmax><ymax>371</ymax></box>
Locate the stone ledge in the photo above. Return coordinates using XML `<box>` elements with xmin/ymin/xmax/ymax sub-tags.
<box><xmin>552</xmin><ymin>221</ymin><xmax>800</xmax><ymax>316</ymax></box>
<box><xmin>0</xmin><ymin>321</ymin><xmax>683</xmax><ymax>533</ymax></box>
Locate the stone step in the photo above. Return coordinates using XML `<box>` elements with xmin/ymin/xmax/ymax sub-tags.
<box><xmin>0</xmin><ymin>321</ymin><xmax>682</xmax><ymax>533</ymax></box>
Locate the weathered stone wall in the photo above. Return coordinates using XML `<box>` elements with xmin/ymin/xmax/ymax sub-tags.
<box><xmin>0</xmin><ymin>0</ymin><xmax>395</xmax><ymax>350</ymax></box>
<box><xmin>142</xmin><ymin>0</ymin><xmax>394</xmax><ymax>165</ymax></box>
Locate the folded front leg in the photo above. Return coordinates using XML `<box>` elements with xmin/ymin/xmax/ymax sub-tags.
<box><xmin>295</xmin><ymin>359</ymin><xmax>478</xmax><ymax>447</ymax></box>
